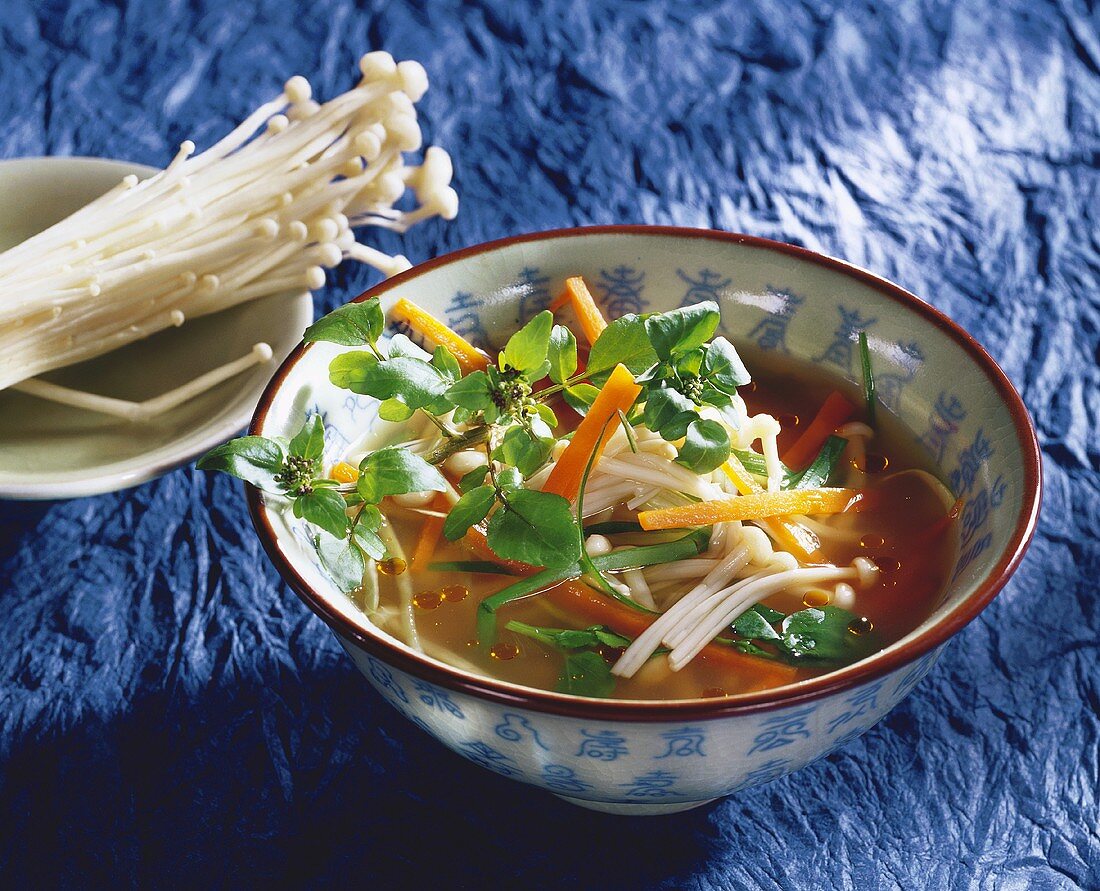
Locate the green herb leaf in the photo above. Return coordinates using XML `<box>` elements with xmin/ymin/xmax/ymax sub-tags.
<box><xmin>356</xmin><ymin>447</ymin><xmax>448</xmax><ymax>504</ymax></box>
<box><xmin>442</xmin><ymin>485</ymin><xmax>496</xmax><ymax>540</ymax></box>
<box><xmin>431</xmin><ymin>345</ymin><xmax>462</xmax><ymax>383</ymax></box>
<box><xmin>502</xmin><ymin>310</ymin><xmax>553</xmax><ymax>375</ymax></box>
<box><xmin>859</xmin><ymin>331</ymin><xmax>877</xmax><ymax>427</ymax></box>
<box><xmin>486</xmin><ymin>489</ymin><xmax>580</xmax><ymax>568</ymax></box>
<box><xmin>557</xmin><ymin>650</ymin><xmax>616</xmax><ymax>697</ymax></box>
<box><xmin>388</xmin><ymin>333</ymin><xmax>433</xmax><ymax>361</ymax></box>
<box><xmin>377</xmin><ymin>397</ymin><xmax>416</xmax><ymax>422</ymax></box>
<box><xmin>495</xmin><ymin>466</ymin><xmax>524</xmax><ymax>491</ymax></box>
<box><xmin>780</xmin><ymin>606</ymin><xmax>877</xmax><ymax>662</ymax></box>
<box><xmin>288</xmin><ymin>415</ymin><xmax>326</xmax><ymax>461</ymax></box>
<box><xmin>789</xmin><ymin>435</ymin><xmax>848</xmax><ymax>489</ymax></box>
<box><xmin>197</xmin><ymin>436</ymin><xmax>286</xmax><ymax>492</ymax></box>
<box><xmin>586</xmin><ymin>314</ymin><xmax>659</xmax><ymax>380</ymax></box>
<box><xmin>642</xmin><ymin>385</ymin><xmax>698</xmax><ymax>440</ymax></box>
<box><xmin>644</xmin><ymin>301</ymin><xmax>721</xmax><ymax>361</ymax></box>
<box><xmin>355</xmin><ymin>357</ymin><xmax>450</xmax><ymax>410</ymax></box>
<box><xmin>732</xmin><ymin>605</ymin><xmax>782</xmax><ymax>641</ymax></box>
<box><xmin>703</xmin><ymin>336</ymin><xmax>751</xmax><ymax>393</ymax></box>
<box><xmin>314</xmin><ymin>534</ymin><xmax>367</xmax><ymax>593</ymax></box>
<box><xmin>563</xmin><ymin>383</ymin><xmax>600</xmax><ymax>415</ymax></box>
<box><xmin>352</xmin><ymin>524</ymin><xmax>387</xmax><ymax>561</ymax></box>
<box><xmin>445</xmin><ymin>370</ymin><xmax>494</xmax><ymax>411</ymax></box>
<box><xmin>676</xmin><ymin>418</ymin><xmax>731</xmax><ymax>473</ymax></box>
<box><xmin>547</xmin><ymin>325</ymin><xmax>578</xmax><ymax>384</ymax></box>
<box><xmin>303</xmin><ymin>299</ymin><xmax>384</xmax><ymax>346</ymax></box>
<box><xmin>328</xmin><ymin>351</ymin><xmax>378</xmax><ymax>392</ymax></box>
<box><xmin>294</xmin><ymin>488</ymin><xmax>349</xmax><ymax>539</ymax></box>
<box><xmin>458</xmin><ymin>465</ymin><xmax>490</xmax><ymax>493</ymax></box>
<box><xmin>493</xmin><ymin>426</ymin><xmax>551</xmax><ymax>477</ymax></box>
<box><xmin>427</xmin><ymin>560</ymin><xmax>518</xmax><ymax>576</ymax></box>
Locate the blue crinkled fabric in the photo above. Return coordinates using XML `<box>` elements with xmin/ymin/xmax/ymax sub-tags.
<box><xmin>1</xmin><ymin>0</ymin><xmax>1097</xmax><ymax>887</ymax></box>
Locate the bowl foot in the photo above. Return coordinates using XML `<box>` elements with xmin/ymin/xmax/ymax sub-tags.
<box><xmin>554</xmin><ymin>794</ymin><xmax>717</xmax><ymax>815</ymax></box>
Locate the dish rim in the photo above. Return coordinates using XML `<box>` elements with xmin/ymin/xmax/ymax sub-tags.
<box><xmin>0</xmin><ymin>155</ymin><xmax>314</xmax><ymax>500</ymax></box>
<box><xmin>246</xmin><ymin>225</ymin><xmax>1042</xmax><ymax>722</ymax></box>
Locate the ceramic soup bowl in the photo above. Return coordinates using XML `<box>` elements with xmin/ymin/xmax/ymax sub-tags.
<box><xmin>247</xmin><ymin>227</ymin><xmax>1040</xmax><ymax>815</ymax></box>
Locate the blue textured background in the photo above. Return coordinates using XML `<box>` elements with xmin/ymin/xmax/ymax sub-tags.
<box><xmin>1</xmin><ymin>1</ymin><xmax>1097</xmax><ymax>887</ymax></box>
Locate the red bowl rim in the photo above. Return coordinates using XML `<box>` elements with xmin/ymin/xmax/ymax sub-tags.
<box><xmin>245</xmin><ymin>225</ymin><xmax>1042</xmax><ymax>722</ymax></box>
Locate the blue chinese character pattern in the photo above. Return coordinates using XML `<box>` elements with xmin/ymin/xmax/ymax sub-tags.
<box><xmin>826</xmin><ymin>681</ymin><xmax>886</xmax><ymax>736</ymax></box>
<box><xmin>575</xmin><ymin>729</ymin><xmax>629</xmax><ymax>761</ymax></box>
<box><xmin>514</xmin><ymin>266</ymin><xmax>552</xmax><ymax>320</ymax></box>
<box><xmin>366</xmin><ymin>657</ymin><xmax>408</xmax><ymax>705</ymax></box>
<box><xmin>919</xmin><ymin>391</ymin><xmax>967</xmax><ymax>464</ymax></box>
<box><xmin>413</xmin><ymin>680</ymin><xmax>465</xmax><ymax>719</ymax></box>
<box><xmin>444</xmin><ymin>290</ymin><xmax>488</xmax><ymax>347</ymax></box>
<box><xmin>815</xmin><ymin>305</ymin><xmax>877</xmax><ymax>370</ymax></box>
<box><xmin>540</xmin><ymin>764</ymin><xmax>592</xmax><ymax>794</ymax></box>
<box><xmin>747</xmin><ymin>706</ymin><xmax>817</xmax><ymax>755</ymax></box>
<box><xmin>748</xmin><ymin>287</ymin><xmax>804</xmax><ymax>352</ymax></box>
<box><xmin>619</xmin><ymin>770</ymin><xmax>680</xmax><ymax>799</ymax></box>
<box><xmin>494</xmin><ymin>713</ymin><xmax>548</xmax><ymax>750</ymax></box>
<box><xmin>457</xmin><ymin>741</ymin><xmax>519</xmax><ymax>777</ymax></box>
<box><xmin>656</xmin><ymin>726</ymin><xmax>707</xmax><ymax>759</ymax></box>
<box><xmin>676</xmin><ymin>268</ymin><xmax>732</xmax><ymax>307</ymax></box>
<box><xmin>876</xmin><ymin>340</ymin><xmax>924</xmax><ymax>411</ymax></box>
<box><xmin>595</xmin><ymin>266</ymin><xmax>645</xmax><ymax>315</ymax></box>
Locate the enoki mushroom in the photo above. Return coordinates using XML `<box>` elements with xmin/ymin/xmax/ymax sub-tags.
<box><xmin>0</xmin><ymin>52</ymin><xmax>456</xmax><ymax>419</ymax></box>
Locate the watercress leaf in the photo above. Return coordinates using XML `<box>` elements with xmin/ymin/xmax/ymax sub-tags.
<box><xmin>495</xmin><ymin>467</ymin><xmax>524</xmax><ymax>492</ymax></box>
<box><xmin>328</xmin><ymin>351</ymin><xmax>378</xmax><ymax>392</ymax></box>
<box><xmin>547</xmin><ymin>325</ymin><xmax>578</xmax><ymax>384</ymax></box>
<box><xmin>732</xmin><ymin>606</ymin><xmax>782</xmax><ymax>641</ymax></box>
<box><xmin>586</xmin><ymin>314</ymin><xmax>658</xmax><ymax>381</ymax></box>
<box><xmin>493</xmin><ymin>426</ymin><xmax>551</xmax><ymax>477</ymax></box>
<box><xmin>644</xmin><ymin>301</ymin><xmax>720</xmax><ymax>360</ymax></box>
<box><xmin>388</xmin><ymin>333</ymin><xmax>432</xmax><ymax>361</ymax></box>
<box><xmin>704</xmin><ymin>336</ymin><xmax>751</xmax><ymax>392</ymax></box>
<box><xmin>303</xmin><ymin>299</ymin><xmax>384</xmax><ymax>346</ymax></box>
<box><xmin>352</xmin><ymin>526</ymin><xmax>386</xmax><ymax>561</ymax></box>
<box><xmin>754</xmin><ymin>603</ymin><xmax>785</xmax><ymax>624</ymax></box>
<box><xmin>378</xmin><ymin>397</ymin><xmax>416</xmax><ymax>422</ymax></box>
<box><xmin>446</xmin><ymin>370</ymin><xmax>494</xmax><ymax>411</ymax></box>
<box><xmin>442</xmin><ymin>485</ymin><xmax>496</xmax><ymax>541</ymax></box>
<box><xmin>591</xmin><ymin>626</ymin><xmax>633</xmax><ymax>648</ymax></box>
<box><xmin>550</xmin><ymin>629</ymin><xmax>600</xmax><ymax>649</ymax></box>
<box><xmin>486</xmin><ymin>489</ymin><xmax>580</xmax><ymax>568</ymax></box>
<box><xmin>197</xmin><ymin>436</ymin><xmax>286</xmax><ymax>492</ymax></box>
<box><xmin>789</xmin><ymin>435</ymin><xmax>847</xmax><ymax>490</ymax></box>
<box><xmin>700</xmin><ymin>384</ymin><xmax>734</xmax><ymax>410</ymax></box>
<box><xmin>780</xmin><ymin>606</ymin><xmax>877</xmax><ymax>663</ymax></box>
<box><xmin>294</xmin><ymin>488</ymin><xmax>350</xmax><ymax>539</ymax></box>
<box><xmin>535</xmin><ymin>403</ymin><xmax>559</xmax><ymax>429</ymax></box>
<box><xmin>288</xmin><ymin>415</ymin><xmax>325</xmax><ymax>461</ymax></box>
<box><xmin>356</xmin><ymin>503</ymin><xmax>383</xmax><ymax>532</ymax></box>
<box><xmin>357</xmin><ymin>447</ymin><xmax>447</xmax><ymax>503</ymax></box>
<box><xmin>674</xmin><ymin>348</ymin><xmax>705</xmax><ymax>378</ymax></box>
<box><xmin>502</xmin><ymin>310</ymin><xmax>553</xmax><ymax>375</ymax></box>
<box><xmin>458</xmin><ymin>465</ymin><xmax>490</xmax><ymax>493</ymax></box>
<box><xmin>314</xmin><ymin>534</ymin><xmax>367</xmax><ymax>593</ymax></box>
<box><xmin>563</xmin><ymin>383</ymin><xmax>599</xmax><ymax>416</ymax></box>
<box><xmin>528</xmin><ymin>412</ymin><xmax>555</xmax><ymax>442</ymax></box>
<box><xmin>360</xmin><ymin>357</ymin><xmax>449</xmax><ymax>410</ymax></box>
<box><xmin>676</xmin><ymin>418</ymin><xmax>731</xmax><ymax>474</ymax></box>
<box><xmin>642</xmin><ymin>386</ymin><xmax>698</xmax><ymax>440</ymax></box>
<box><xmin>431</xmin><ymin>345</ymin><xmax>462</xmax><ymax>383</ymax></box>
<box><xmin>557</xmin><ymin>650</ymin><xmax>616</xmax><ymax>698</ymax></box>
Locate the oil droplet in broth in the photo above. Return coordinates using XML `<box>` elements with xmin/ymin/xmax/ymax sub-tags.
<box><xmin>412</xmin><ymin>590</ymin><xmax>443</xmax><ymax>610</ymax></box>
<box><xmin>847</xmin><ymin>616</ymin><xmax>874</xmax><ymax>636</ymax></box>
<box><xmin>865</xmin><ymin>453</ymin><xmax>889</xmax><ymax>473</ymax></box>
<box><xmin>378</xmin><ymin>557</ymin><xmax>407</xmax><ymax>576</ymax></box>
<box><xmin>803</xmin><ymin>589</ymin><xmax>831</xmax><ymax>608</ymax></box>
<box><xmin>490</xmin><ymin>643</ymin><xmax>519</xmax><ymax>661</ymax></box>
<box><xmin>860</xmin><ymin>534</ymin><xmax>886</xmax><ymax>548</ymax></box>
<box><xmin>441</xmin><ymin>584</ymin><xmax>468</xmax><ymax>603</ymax></box>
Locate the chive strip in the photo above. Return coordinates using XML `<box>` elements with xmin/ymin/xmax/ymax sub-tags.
<box><xmin>733</xmin><ymin>448</ymin><xmax>793</xmax><ymax>482</ymax></box>
<box><xmin>582</xmin><ymin>520</ymin><xmax>645</xmax><ymax>536</ymax></box>
<box><xmin>426</xmin><ymin>560</ymin><xmax>519</xmax><ymax>576</ymax></box>
<box><xmin>788</xmin><ymin>435</ymin><xmax>848</xmax><ymax>490</ymax></box>
<box><xmin>859</xmin><ymin>331</ymin><xmax>876</xmax><ymax>427</ymax></box>
<box><xmin>475</xmin><ymin>527</ymin><xmax>711</xmax><ymax>645</ymax></box>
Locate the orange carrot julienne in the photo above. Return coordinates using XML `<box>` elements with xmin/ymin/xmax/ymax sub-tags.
<box><xmin>331</xmin><ymin>461</ymin><xmax>359</xmax><ymax>484</ymax></box>
<box><xmin>550</xmin><ymin>276</ymin><xmax>607</xmax><ymax>345</ymax></box>
<box><xmin>639</xmin><ymin>487</ymin><xmax>865</xmax><ymax>530</ymax></box>
<box><xmin>410</xmin><ymin>493</ymin><xmax>450</xmax><ymax>572</ymax></box>
<box><xmin>389</xmin><ymin>298</ymin><xmax>490</xmax><ymax>375</ymax></box>
<box><xmin>720</xmin><ymin>459</ymin><xmax>822</xmax><ymax>562</ymax></box>
<box><xmin>783</xmin><ymin>391</ymin><xmax>857</xmax><ymax>471</ymax></box>
<box><xmin>542</xmin><ymin>364</ymin><xmax>642</xmax><ymax>501</ymax></box>
<box><xmin>545</xmin><ymin>581</ymin><xmax>799</xmax><ymax>687</ymax></box>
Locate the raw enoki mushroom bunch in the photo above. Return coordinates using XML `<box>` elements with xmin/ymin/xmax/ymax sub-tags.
<box><xmin>0</xmin><ymin>51</ymin><xmax>457</xmax><ymax>420</ymax></box>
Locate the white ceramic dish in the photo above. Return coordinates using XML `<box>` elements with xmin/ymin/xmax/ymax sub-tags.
<box><xmin>0</xmin><ymin>157</ymin><xmax>313</xmax><ymax>500</ymax></box>
<box><xmin>245</xmin><ymin>227</ymin><xmax>1041</xmax><ymax>814</ymax></box>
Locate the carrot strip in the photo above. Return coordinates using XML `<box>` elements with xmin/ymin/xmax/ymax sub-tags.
<box><xmin>783</xmin><ymin>391</ymin><xmax>857</xmax><ymax>471</ymax></box>
<box><xmin>551</xmin><ymin>276</ymin><xmax>607</xmax><ymax>345</ymax></box>
<box><xmin>542</xmin><ymin>364</ymin><xmax>642</xmax><ymax>501</ymax></box>
<box><xmin>545</xmin><ymin>580</ymin><xmax>799</xmax><ymax>688</ymax></box>
<box><xmin>410</xmin><ymin>493</ymin><xmax>450</xmax><ymax>572</ymax></box>
<box><xmin>389</xmin><ymin>298</ymin><xmax>490</xmax><ymax>375</ymax></box>
<box><xmin>639</xmin><ymin>487</ymin><xmax>864</xmax><ymax>530</ymax></box>
<box><xmin>721</xmin><ymin>458</ymin><xmax>822</xmax><ymax>562</ymax></box>
<box><xmin>331</xmin><ymin>461</ymin><xmax>359</xmax><ymax>484</ymax></box>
